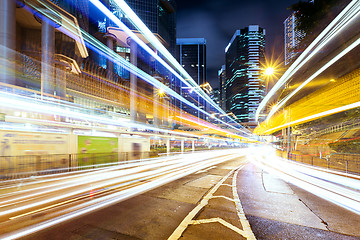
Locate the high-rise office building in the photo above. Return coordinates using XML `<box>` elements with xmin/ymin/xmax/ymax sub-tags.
<box><xmin>176</xmin><ymin>38</ymin><xmax>206</xmax><ymax>86</ymax></box>
<box><xmin>95</xmin><ymin>0</ymin><xmax>177</xmax><ymax>78</ymax></box>
<box><xmin>100</xmin><ymin>0</ymin><xmax>177</xmax><ymax>55</ymax></box>
<box><xmin>176</xmin><ymin>38</ymin><xmax>207</xmax><ymax>119</ymax></box>
<box><xmin>225</xmin><ymin>25</ymin><xmax>265</xmax><ymax>126</ymax></box>
<box><xmin>218</xmin><ymin>65</ymin><xmax>226</xmax><ymax>111</ymax></box>
<box><xmin>211</xmin><ymin>88</ymin><xmax>220</xmax><ymax>106</ymax></box>
<box><xmin>284</xmin><ymin>12</ymin><xmax>305</xmax><ymax>66</ymax></box>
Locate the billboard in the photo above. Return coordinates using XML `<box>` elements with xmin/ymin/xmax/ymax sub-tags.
<box><xmin>0</xmin><ymin>130</ymin><xmax>69</xmax><ymax>173</ymax></box>
<box><xmin>77</xmin><ymin>135</ymin><xmax>118</xmax><ymax>166</ymax></box>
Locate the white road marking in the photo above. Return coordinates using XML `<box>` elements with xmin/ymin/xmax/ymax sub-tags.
<box><xmin>190</xmin><ymin>217</ymin><xmax>245</xmax><ymax>236</ymax></box>
<box><xmin>168</xmin><ymin>169</ymin><xmax>235</xmax><ymax>240</ymax></box>
<box><xmin>211</xmin><ymin>195</ymin><xmax>239</xmax><ymax>203</ymax></box>
<box><xmin>221</xmin><ymin>184</ymin><xmax>233</xmax><ymax>187</ymax></box>
<box><xmin>233</xmin><ymin>167</ymin><xmax>256</xmax><ymax>239</ymax></box>
<box><xmin>168</xmin><ymin>164</ymin><xmax>257</xmax><ymax>240</ymax></box>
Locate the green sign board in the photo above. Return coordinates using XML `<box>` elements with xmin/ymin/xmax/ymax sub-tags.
<box><xmin>77</xmin><ymin>135</ymin><xmax>118</xmax><ymax>166</ymax></box>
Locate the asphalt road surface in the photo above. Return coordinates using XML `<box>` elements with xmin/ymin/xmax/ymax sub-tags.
<box><xmin>8</xmin><ymin>150</ymin><xmax>360</xmax><ymax>240</ymax></box>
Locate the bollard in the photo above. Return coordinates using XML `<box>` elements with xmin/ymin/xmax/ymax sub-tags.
<box><xmin>68</xmin><ymin>154</ymin><xmax>72</xmax><ymax>172</ymax></box>
<box><xmin>346</xmin><ymin>160</ymin><xmax>348</xmax><ymax>174</ymax></box>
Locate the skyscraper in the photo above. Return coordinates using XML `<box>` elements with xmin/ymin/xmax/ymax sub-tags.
<box><xmin>225</xmin><ymin>25</ymin><xmax>265</xmax><ymax>126</ymax></box>
<box><xmin>218</xmin><ymin>65</ymin><xmax>226</xmax><ymax>111</ymax></box>
<box><xmin>95</xmin><ymin>0</ymin><xmax>177</xmax><ymax>71</ymax></box>
<box><xmin>176</xmin><ymin>38</ymin><xmax>207</xmax><ymax>86</ymax></box>
<box><xmin>120</xmin><ymin>0</ymin><xmax>177</xmax><ymax>55</ymax></box>
<box><xmin>284</xmin><ymin>12</ymin><xmax>305</xmax><ymax>66</ymax></box>
<box><xmin>176</xmin><ymin>38</ymin><xmax>207</xmax><ymax>119</ymax></box>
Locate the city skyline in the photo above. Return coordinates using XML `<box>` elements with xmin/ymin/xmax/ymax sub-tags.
<box><xmin>176</xmin><ymin>0</ymin><xmax>299</xmax><ymax>87</ymax></box>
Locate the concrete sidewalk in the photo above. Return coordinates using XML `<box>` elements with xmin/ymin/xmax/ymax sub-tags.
<box><xmin>237</xmin><ymin>163</ymin><xmax>360</xmax><ymax>240</ymax></box>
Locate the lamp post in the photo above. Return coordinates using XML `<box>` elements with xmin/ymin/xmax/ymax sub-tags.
<box><xmin>263</xmin><ymin>67</ymin><xmax>276</xmax><ymax>95</ymax></box>
<box><xmin>157</xmin><ymin>88</ymin><xmax>171</xmax><ymax>128</ymax></box>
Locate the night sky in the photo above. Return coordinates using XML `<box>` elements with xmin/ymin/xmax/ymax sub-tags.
<box><xmin>176</xmin><ymin>0</ymin><xmax>299</xmax><ymax>88</ymax></box>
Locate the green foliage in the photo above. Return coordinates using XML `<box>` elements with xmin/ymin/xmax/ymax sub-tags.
<box><xmin>290</xmin><ymin>0</ymin><xmax>338</xmax><ymax>34</ymax></box>
<box><xmin>329</xmin><ymin>140</ymin><xmax>360</xmax><ymax>153</ymax></box>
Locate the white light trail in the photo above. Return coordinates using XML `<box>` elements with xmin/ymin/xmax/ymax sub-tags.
<box><xmin>22</xmin><ymin>0</ymin><xmax>253</xmax><ymax>137</ymax></box>
<box><xmin>110</xmin><ymin>0</ymin><xmax>231</xmax><ymax>120</ymax></box>
<box><xmin>267</xmin><ymin>37</ymin><xmax>360</xmax><ymax>121</ymax></box>
<box><xmin>0</xmin><ymin>91</ymin><xmax>207</xmax><ymax>139</ymax></box>
<box><xmin>256</xmin><ymin>0</ymin><xmax>360</xmax><ymax>121</ymax></box>
<box><xmin>0</xmin><ymin>149</ymin><xmax>247</xmax><ymax>239</ymax></box>
<box><xmin>88</xmin><ymin>0</ymin><xmax>250</xmax><ymax>134</ymax></box>
<box><xmin>251</xmin><ymin>147</ymin><xmax>360</xmax><ymax>215</ymax></box>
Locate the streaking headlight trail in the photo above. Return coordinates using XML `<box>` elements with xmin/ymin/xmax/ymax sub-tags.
<box><xmin>251</xmin><ymin>146</ymin><xmax>360</xmax><ymax>215</ymax></box>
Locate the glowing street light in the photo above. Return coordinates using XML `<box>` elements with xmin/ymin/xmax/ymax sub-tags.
<box><xmin>158</xmin><ymin>88</ymin><xmax>165</xmax><ymax>96</ymax></box>
<box><xmin>265</xmin><ymin>67</ymin><xmax>275</xmax><ymax>76</ymax></box>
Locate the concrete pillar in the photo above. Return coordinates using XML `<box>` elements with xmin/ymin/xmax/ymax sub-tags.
<box><xmin>181</xmin><ymin>139</ymin><xmax>185</xmax><ymax>153</ymax></box>
<box><xmin>166</xmin><ymin>138</ymin><xmax>170</xmax><ymax>155</ymax></box>
<box><xmin>41</xmin><ymin>17</ymin><xmax>55</xmax><ymax>96</ymax></box>
<box><xmin>128</xmin><ymin>38</ymin><xmax>137</xmax><ymax>123</ymax></box>
<box><xmin>105</xmin><ymin>33</ymin><xmax>116</xmax><ymax>80</ymax></box>
<box><xmin>54</xmin><ymin>58</ymin><xmax>70</xmax><ymax>99</ymax></box>
<box><xmin>0</xmin><ymin>0</ymin><xmax>16</xmax><ymax>85</ymax></box>
<box><xmin>192</xmin><ymin>140</ymin><xmax>195</xmax><ymax>152</ymax></box>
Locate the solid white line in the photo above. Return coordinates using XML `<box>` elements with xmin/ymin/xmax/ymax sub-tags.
<box><xmin>233</xmin><ymin>166</ymin><xmax>257</xmax><ymax>239</ymax></box>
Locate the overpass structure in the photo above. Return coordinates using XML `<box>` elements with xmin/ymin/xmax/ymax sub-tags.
<box><xmin>254</xmin><ymin>0</ymin><xmax>360</xmax><ymax>176</ymax></box>
<box><xmin>255</xmin><ymin>0</ymin><xmax>360</xmax><ymax>136</ymax></box>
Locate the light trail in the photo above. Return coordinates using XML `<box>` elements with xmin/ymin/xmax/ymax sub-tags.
<box><xmin>266</xmin><ymin>36</ymin><xmax>360</xmax><ymax>121</ymax></box>
<box><xmin>87</xmin><ymin>0</ymin><xmax>252</xmax><ymax>136</ymax></box>
<box><xmin>256</xmin><ymin>0</ymin><xmax>360</xmax><ymax>121</ymax></box>
<box><xmin>0</xmin><ymin>149</ymin><xmax>247</xmax><ymax>239</ymax></box>
<box><xmin>19</xmin><ymin>0</ymin><xmax>253</xmax><ymax>138</ymax></box>
<box><xmin>108</xmin><ymin>0</ymin><xmax>238</xmax><ymax>123</ymax></box>
<box><xmin>0</xmin><ymin>91</ymin><xmax>217</xmax><ymax>140</ymax></box>
<box><xmin>261</xmin><ymin>99</ymin><xmax>360</xmax><ymax>134</ymax></box>
<box><xmin>251</xmin><ymin>146</ymin><xmax>360</xmax><ymax>215</ymax></box>
<box><xmin>0</xmin><ymin>153</ymin><xmax>212</xmax><ymax>211</ymax></box>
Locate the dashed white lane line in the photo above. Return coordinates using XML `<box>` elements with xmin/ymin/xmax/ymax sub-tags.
<box><xmin>168</xmin><ymin>165</ymin><xmax>256</xmax><ymax>240</ymax></box>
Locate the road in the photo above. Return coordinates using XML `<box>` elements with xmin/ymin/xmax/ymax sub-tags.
<box><xmin>1</xmin><ymin>147</ymin><xmax>360</xmax><ymax>239</ymax></box>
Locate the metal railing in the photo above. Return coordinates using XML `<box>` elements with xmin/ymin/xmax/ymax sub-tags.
<box><xmin>284</xmin><ymin>151</ymin><xmax>360</xmax><ymax>175</ymax></box>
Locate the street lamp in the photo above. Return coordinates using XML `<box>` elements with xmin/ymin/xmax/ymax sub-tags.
<box><xmin>264</xmin><ymin>67</ymin><xmax>275</xmax><ymax>76</ymax></box>
<box><xmin>156</xmin><ymin>88</ymin><xmax>171</xmax><ymax>128</ymax></box>
<box><xmin>158</xmin><ymin>88</ymin><xmax>165</xmax><ymax>96</ymax></box>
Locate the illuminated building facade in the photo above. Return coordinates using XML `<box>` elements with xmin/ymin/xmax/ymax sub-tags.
<box><xmin>123</xmin><ymin>0</ymin><xmax>177</xmax><ymax>55</ymax></box>
<box><xmin>176</xmin><ymin>38</ymin><xmax>206</xmax><ymax>86</ymax></box>
<box><xmin>225</xmin><ymin>25</ymin><xmax>265</xmax><ymax>125</ymax></box>
<box><xmin>284</xmin><ymin>12</ymin><xmax>306</xmax><ymax>66</ymax></box>
<box><xmin>218</xmin><ymin>65</ymin><xmax>226</xmax><ymax>111</ymax></box>
<box><xmin>176</xmin><ymin>38</ymin><xmax>207</xmax><ymax>119</ymax></box>
<box><xmin>97</xmin><ymin>0</ymin><xmax>177</xmax><ymax>55</ymax></box>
